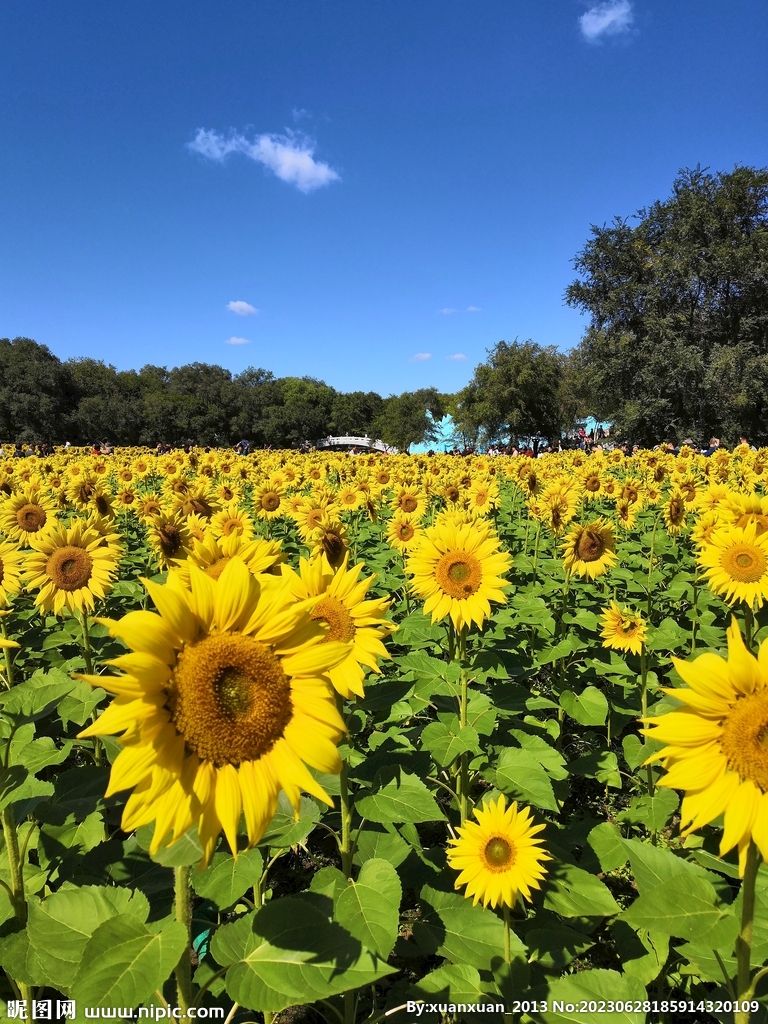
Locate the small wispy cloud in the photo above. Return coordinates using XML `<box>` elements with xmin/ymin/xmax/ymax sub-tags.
<box><xmin>439</xmin><ymin>306</ymin><xmax>481</xmax><ymax>315</ymax></box>
<box><xmin>409</xmin><ymin>353</ymin><xmax>432</xmax><ymax>362</ymax></box>
<box><xmin>466</xmin><ymin>306</ymin><xmax>481</xmax><ymax>312</ymax></box>
<box><xmin>446</xmin><ymin>353</ymin><xmax>467</xmax><ymax>361</ymax></box>
<box><xmin>579</xmin><ymin>0</ymin><xmax>633</xmax><ymax>42</ymax></box>
<box><xmin>225</xmin><ymin>336</ymin><xmax>250</xmax><ymax>345</ymax></box>
<box><xmin>188</xmin><ymin>128</ymin><xmax>340</xmax><ymax>193</ymax></box>
<box><xmin>227</xmin><ymin>300</ymin><xmax>258</xmax><ymax>316</ymax></box>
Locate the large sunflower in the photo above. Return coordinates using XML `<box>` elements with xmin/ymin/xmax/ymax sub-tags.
<box><xmin>697</xmin><ymin>522</ymin><xmax>768</xmax><ymax>609</ymax></box>
<box><xmin>406</xmin><ymin>519</ymin><xmax>512</xmax><ymax>632</ymax></box>
<box><xmin>23</xmin><ymin>519</ymin><xmax>118</xmax><ymax>615</ymax></box>
<box><xmin>643</xmin><ymin>619</ymin><xmax>768</xmax><ymax>872</ymax></box>
<box><xmin>283</xmin><ymin>554</ymin><xmax>396</xmax><ymax>699</ymax></box>
<box><xmin>78</xmin><ymin>559</ymin><xmax>350</xmax><ymax>865</ymax></box>
<box><xmin>561</xmin><ymin>519</ymin><xmax>617</xmax><ymax>579</ymax></box>
<box><xmin>446</xmin><ymin>795</ymin><xmax>550</xmax><ymax>908</ymax></box>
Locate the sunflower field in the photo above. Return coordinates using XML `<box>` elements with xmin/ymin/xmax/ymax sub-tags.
<box><xmin>2</xmin><ymin>444</ymin><xmax>768</xmax><ymax>1024</ymax></box>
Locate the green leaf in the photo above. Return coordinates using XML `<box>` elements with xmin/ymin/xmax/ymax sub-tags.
<box><xmin>410</xmin><ymin>885</ymin><xmax>526</xmax><ymax>971</ymax></box>
<box><xmin>260</xmin><ymin>793</ymin><xmax>320</xmax><ymax>848</ymax></box>
<box><xmin>356</xmin><ymin>771</ymin><xmax>444</xmax><ymax>824</ymax></box>
<box><xmin>559</xmin><ymin>686</ymin><xmax>608</xmax><ymax>726</ymax></box>
<box><xmin>622</xmin><ymin>838</ymin><xmax>704</xmax><ymax>894</ymax></box>
<box><xmin>542</xmin><ymin>862</ymin><xmax>619</xmax><ymax>918</ymax></box>
<box><xmin>71</xmin><ymin>915</ymin><xmax>187</xmax><ymax>1007</ymax></box>
<box><xmin>421</xmin><ymin>720</ymin><xmax>480</xmax><ymax>767</ymax></box>
<box><xmin>212</xmin><ymin>898</ymin><xmax>395</xmax><ymax>1012</ymax></box>
<box><xmin>568</xmin><ymin>749</ymin><xmax>621</xmax><ymax>788</ymax></box>
<box><xmin>409</xmin><ymin>963</ymin><xmax>492</xmax><ymax>1004</ymax></box>
<box><xmin>493</xmin><ymin>748</ymin><xmax>559</xmax><ymax>812</ymax></box>
<box><xmin>25</xmin><ymin>886</ymin><xmax>150</xmax><ymax>989</ymax></box>
<box><xmin>618</xmin><ymin>790</ymin><xmax>679</xmax><ymax>832</ymax></box>
<box><xmin>524</xmin><ymin>924</ymin><xmax>595</xmax><ymax>972</ymax></box>
<box><xmin>611</xmin><ymin>921</ymin><xmax>669</xmax><ymax>986</ymax></box>
<box><xmin>587</xmin><ymin>823</ymin><xmax>627</xmax><ymax>872</ymax></box>
<box><xmin>335</xmin><ymin>858</ymin><xmax>402</xmax><ymax>958</ymax></box>
<box><xmin>57</xmin><ymin>681</ymin><xmax>107</xmax><ymax>726</ymax></box>
<box><xmin>540</xmin><ymin>970</ymin><xmax>647</xmax><ymax>1023</ymax></box>
<box><xmin>0</xmin><ymin>768</ymin><xmax>53</xmax><ymax>811</ymax></box>
<box><xmin>0</xmin><ymin>669</ymin><xmax>76</xmax><ymax>719</ymax></box>
<box><xmin>192</xmin><ymin>849</ymin><xmax>264</xmax><ymax>910</ymax></box>
<box><xmin>621</xmin><ymin>873</ymin><xmax>731</xmax><ymax>939</ymax></box>
<box><xmin>40</xmin><ymin>811</ymin><xmax>105</xmax><ymax>857</ymax></box>
<box><xmin>354</xmin><ymin>826</ymin><xmax>410</xmax><ymax>868</ymax></box>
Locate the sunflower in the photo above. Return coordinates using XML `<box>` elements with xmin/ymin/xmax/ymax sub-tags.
<box><xmin>446</xmin><ymin>795</ymin><xmax>550</xmax><ymax>908</ymax></box>
<box><xmin>406</xmin><ymin>519</ymin><xmax>512</xmax><ymax>632</ymax></box>
<box><xmin>147</xmin><ymin>512</ymin><xmax>193</xmax><ymax>570</ymax></box>
<box><xmin>600</xmin><ymin>601</ymin><xmax>647</xmax><ymax>656</ymax></box>
<box><xmin>307</xmin><ymin>517</ymin><xmax>349</xmax><ymax>571</ymax></box>
<box><xmin>138</xmin><ymin>494</ymin><xmax>169</xmax><ymax>522</ymax></box>
<box><xmin>78</xmin><ymin>559</ymin><xmax>350</xmax><ymax>865</ymax></box>
<box><xmin>614</xmin><ymin>498</ymin><xmax>639</xmax><ymax>532</ymax></box>
<box><xmin>642</xmin><ymin>619</ymin><xmax>768</xmax><ymax>872</ymax></box>
<box><xmin>0</xmin><ymin>487</ymin><xmax>58</xmax><ymax>544</ymax></box>
<box><xmin>253</xmin><ymin>483</ymin><xmax>286</xmax><ymax>521</ymax></box>
<box><xmin>662</xmin><ymin>489</ymin><xmax>688</xmax><ymax>535</ymax></box>
<box><xmin>721</xmin><ymin>492</ymin><xmax>768</xmax><ymax>537</ymax></box>
<box><xmin>0</xmin><ymin>539</ymin><xmax>25</xmax><ymax>608</ymax></box>
<box><xmin>391</xmin><ymin>488</ymin><xmax>427</xmax><ymax>519</ymax></box>
<box><xmin>209</xmin><ymin>505</ymin><xmax>256</xmax><ymax>543</ymax></box>
<box><xmin>176</xmin><ymin>532</ymin><xmax>285</xmax><ymax>585</ymax></box>
<box><xmin>697</xmin><ymin>522</ymin><xmax>768</xmax><ymax>609</ymax></box>
<box><xmin>283</xmin><ymin>555</ymin><xmax>396</xmax><ymax>699</ymax></box>
<box><xmin>23</xmin><ymin>519</ymin><xmax>119</xmax><ymax>615</ymax></box>
<box><xmin>561</xmin><ymin>519</ymin><xmax>617</xmax><ymax>580</ymax></box>
<box><xmin>386</xmin><ymin>514</ymin><xmax>422</xmax><ymax>552</ymax></box>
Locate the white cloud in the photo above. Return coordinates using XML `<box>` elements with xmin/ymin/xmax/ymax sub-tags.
<box><xmin>225</xmin><ymin>336</ymin><xmax>250</xmax><ymax>345</ymax></box>
<box><xmin>446</xmin><ymin>353</ymin><xmax>467</xmax><ymax>361</ymax></box>
<box><xmin>188</xmin><ymin>128</ymin><xmax>340</xmax><ymax>193</ymax></box>
<box><xmin>409</xmin><ymin>353</ymin><xmax>432</xmax><ymax>362</ymax></box>
<box><xmin>579</xmin><ymin>0</ymin><xmax>633</xmax><ymax>41</ymax></box>
<box><xmin>227</xmin><ymin>300</ymin><xmax>258</xmax><ymax>316</ymax></box>
<box><xmin>466</xmin><ymin>306</ymin><xmax>481</xmax><ymax>312</ymax></box>
<box><xmin>439</xmin><ymin>307</ymin><xmax>460</xmax><ymax>315</ymax></box>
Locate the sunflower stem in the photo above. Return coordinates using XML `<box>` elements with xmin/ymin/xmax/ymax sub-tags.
<box><xmin>173</xmin><ymin>865</ymin><xmax>195</xmax><ymax>1017</ymax></box>
<box><xmin>640</xmin><ymin>645</ymin><xmax>655</xmax><ymax>802</ymax></box>
<box><xmin>80</xmin><ymin>609</ymin><xmax>94</xmax><ymax>675</ymax></box>
<box><xmin>1</xmin><ymin>804</ymin><xmax>31</xmax><ymax>1003</ymax></box>
<box><xmin>502</xmin><ymin>904</ymin><xmax>512</xmax><ymax>964</ymax></box>
<box><xmin>457</xmin><ymin>628</ymin><xmax>469</xmax><ymax>823</ymax></box>
<box><xmin>735</xmin><ymin>842</ymin><xmax>760</xmax><ymax>1024</ymax></box>
<box><xmin>0</xmin><ymin>618</ymin><xmax>15</xmax><ymax>689</ymax></box>
<box><xmin>531</xmin><ymin>522</ymin><xmax>542</xmax><ymax>583</ymax></box>
<box><xmin>646</xmin><ymin>515</ymin><xmax>659</xmax><ymax>618</ymax></box>
<box><xmin>743</xmin><ymin>604</ymin><xmax>755</xmax><ymax>653</ymax></box>
<box><xmin>339</xmin><ymin>757</ymin><xmax>355</xmax><ymax>879</ymax></box>
<box><xmin>690</xmin><ymin>574</ymin><xmax>699</xmax><ymax>653</ymax></box>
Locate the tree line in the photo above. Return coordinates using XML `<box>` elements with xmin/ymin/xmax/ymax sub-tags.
<box><xmin>4</xmin><ymin>165</ymin><xmax>766</xmax><ymax>452</ymax></box>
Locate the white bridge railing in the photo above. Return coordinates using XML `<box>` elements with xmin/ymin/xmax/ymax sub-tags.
<box><xmin>315</xmin><ymin>436</ymin><xmax>397</xmax><ymax>453</ymax></box>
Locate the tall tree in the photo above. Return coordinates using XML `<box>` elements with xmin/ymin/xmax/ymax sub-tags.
<box><xmin>566</xmin><ymin>165</ymin><xmax>768</xmax><ymax>444</ymax></box>
<box><xmin>0</xmin><ymin>338</ymin><xmax>75</xmax><ymax>441</ymax></box>
<box><xmin>373</xmin><ymin>389</ymin><xmax>444</xmax><ymax>452</ymax></box>
<box><xmin>454</xmin><ymin>340</ymin><xmax>566</xmax><ymax>445</ymax></box>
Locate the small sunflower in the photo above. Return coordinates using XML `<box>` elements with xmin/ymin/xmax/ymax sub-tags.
<box><xmin>176</xmin><ymin>532</ymin><xmax>285</xmax><ymax>585</ymax></box>
<box><xmin>79</xmin><ymin>558</ymin><xmax>350</xmax><ymax>865</ymax></box>
<box><xmin>600</xmin><ymin>601</ymin><xmax>647</xmax><ymax>656</ymax></box>
<box><xmin>253</xmin><ymin>483</ymin><xmax>286</xmax><ymax>521</ymax></box>
<box><xmin>209</xmin><ymin>504</ymin><xmax>256</xmax><ymax>543</ymax></box>
<box><xmin>406</xmin><ymin>519</ymin><xmax>512</xmax><ymax>632</ymax></box>
<box><xmin>643</xmin><ymin>619</ymin><xmax>768</xmax><ymax>873</ymax></box>
<box><xmin>283</xmin><ymin>555</ymin><xmax>396</xmax><ymax>699</ymax></box>
<box><xmin>386</xmin><ymin>514</ymin><xmax>421</xmax><ymax>552</ymax></box>
<box><xmin>0</xmin><ymin>487</ymin><xmax>58</xmax><ymax>544</ymax></box>
<box><xmin>698</xmin><ymin>522</ymin><xmax>768</xmax><ymax>609</ymax></box>
<box><xmin>662</xmin><ymin>489</ymin><xmax>688</xmax><ymax>535</ymax></box>
<box><xmin>147</xmin><ymin>512</ymin><xmax>193</xmax><ymax>570</ymax></box>
<box><xmin>561</xmin><ymin>519</ymin><xmax>617</xmax><ymax>579</ymax></box>
<box><xmin>447</xmin><ymin>795</ymin><xmax>550</xmax><ymax>908</ymax></box>
<box><xmin>24</xmin><ymin>519</ymin><xmax>118</xmax><ymax>615</ymax></box>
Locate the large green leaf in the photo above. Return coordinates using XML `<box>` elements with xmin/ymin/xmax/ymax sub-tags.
<box><xmin>0</xmin><ymin>669</ymin><xmax>76</xmax><ymax>720</ymax></box>
<box><xmin>542</xmin><ymin>862</ymin><xmax>619</xmax><ymax>918</ymax></box>
<box><xmin>540</xmin><ymin>969</ymin><xmax>647</xmax><ymax>1023</ymax></box>
<box><xmin>356</xmin><ymin>771</ymin><xmax>444</xmax><ymax>824</ymax></box>
<box><xmin>621</xmin><ymin>873</ymin><xmax>731</xmax><ymax>939</ymax></box>
<box><xmin>192</xmin><ymin>848</ymin><xmax>263</xmax><ymax>909</ymax></box>
<box><xmin>212</xmin><ymin>898</ymin><xmax>395</xmax><ymax>1012</ymax></box>
<box><xmin>421</xmin><ymin>720</ymin><xmax>480</xmax><ymax>767</ymax></box>
<box><xmin>335</xmin><ymin>858</ymin><xmax>402</xmax><ymax>958</ymax></box>
<box><xmin>587</xmin><ymin>823</ymin><xmax>627</xmax><ymax>872</ymax></box>
<box><xmin>409</xmin><ymin>963</ymin><xmax>494</xmax><ymax>1004</ymax></box>
<box><xmin>492</xmin><ymin>748</ymin><xmax>559</xmax><ymax>812</ymax></box>
<box><xmin>26</xmin><ymin>886</ymin><xmax>149</xmax><ymax>990</ymax></box>
<box><xmin>71</xmin><ymin>916</ymin><xmax>187</xmax><ymax>1007</ymax></box>
<box><xmin>260</xmin><ymin>793</ymin><xmax>320</xmax><ymax>848</ymax></box>
<box><xmin>409</xmin><ymin>885</ymin><xmax>526</xmax><ymax>971</ymax></box>
<box><xmin>559</xmin><ymin>687</ymin><xmax>608</xmax><ymax>726</ymax></box>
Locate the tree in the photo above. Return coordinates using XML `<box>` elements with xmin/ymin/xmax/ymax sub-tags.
<box><xmin>566</xmin><ymin>165</ymin><xmax>768</xmax><ymax>444</ymax></box>
<box><xmin>454</xmin><ymin>340</ymin><xmax>566</xmax><ymax>445</ymax></box>
<box><xmin>373</xmin><ymin>389</ymin><xmax>444</xmax><ymax>453</ymax></box>
<box><xmin>0</xmin><ymin>338</ymin><xmax>75</xmax><ymax>442</ymax></box>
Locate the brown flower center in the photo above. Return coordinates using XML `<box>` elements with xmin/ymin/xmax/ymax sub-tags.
<box><xmin>483</xmin><ymin>836</ymin><xmax>515</xmax><ymax>871</ymax></box>
<box><xmin>735</xmin><ymin>513</ymin><xmax>768</xmax><ymax>537</ymax></box>
<box><xmin>720</xmin><ymin>690</ymin><xmax>768</xmax><ymax>792</ymax></box>
<box><xmin>205</xmin><ymin>556</ymin><xmax>231</xmax><ymax>580</ymax></box>
<box><xmin>17</xmin><ymin>503</ymin><xmax>47</xmax><ymax>533</ymax></box>
<box><xmin>400</xmin><ymin>495</ymin><xmax>418</xmax><ymax>513</ymax></box>
<box><xmin>170</xmin><ymin>634</ymin><xmax>293</xmax><ymax>766</ymax></box>
<box><xmin>435</xmin><ymin>551</ymin><xmax>482</xmax><ymax>599</ymax></box>
<box><xmin>159</xmin><ymin>524</ymin><xmax>182</xmax><ymax>558</ymax></box>
<box><xmin>311</xmin><ymin>596</ymin><xmax>356</xmax><ymax>643</ymax></box>
<box><xmin>46</xmin><ymin>546</ymin><xmax>93</xmax><ymax>591</ymax></box>
<box><xmin>576</xmin><ymin>529</ymin><xmax>606</xmax><ymax>562</ymax></box>
<box><xmin>261</xmin><ymin>492</ymin><xmax>280</xmax><ymax>512</ymax></box>
<box><xmin>721</xmin><ymin>544</ymin><xmax>767</xmax><ymax>584</ymax></box>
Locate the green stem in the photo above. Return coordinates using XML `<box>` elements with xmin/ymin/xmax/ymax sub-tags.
<box><xmin>647</xmin><ymin>515</ymin><xmax>659</xmax><ymax>618</ymax></box>
<box><xmin>0</xmin><ymin>619</ymin><xmax>15</xmax><ymax>689</ymax></box>
<box><xmin>339</xmin><ymin>758</ymin><xmax>354</xmax><ymax>878</ymax></box>
<box><xmin>531</xmin><ymin>522</ymin><xmax>542</xmax><ymax>582</ymax></box>
<box><xmin>743</xmin><ymin>604</ymin><xmax>755</xmax><ymax>652</ymax></box>
<box><xmin>690</xmin><ymin>574</ymin><xmax>699</xmax><ymax>654</ymax></box>
<box><xmin>1</xmin><ymin>805</ymin><xmax>30</xmax><ymax>1003</ymax></box>
<box><xmin>640</xmin><ymin>646</ymin><xmax>655</xmax><ymax>800</ymax></box>
<box><xmin>502</xmin><ymin>904</ymin><xmax>512</xmax><ymax>964</ymax></box>
<box><xmin>80</xmin><ymin>609</ymin><xmax>94</xmax><ymax>675</ymax></box>
<box><xmin>456</xmin><ymin>628</ymin><xmax>470</xmax><ymax>823</ymax></box>
<box><xmin>173</xmin><ymin>865</ymin><xmax>195</xmax><ymax>1017</ymax></box>
<box><xmin>735</xmin><ymin>842</ymin><xmax>760</xmax><ymax>1024</ymax></box>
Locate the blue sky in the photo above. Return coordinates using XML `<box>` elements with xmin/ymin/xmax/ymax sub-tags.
<box><xmin>1</xmin><ymin>0</ymin><xmax>766</xmax><ymax>396</ymax></box>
